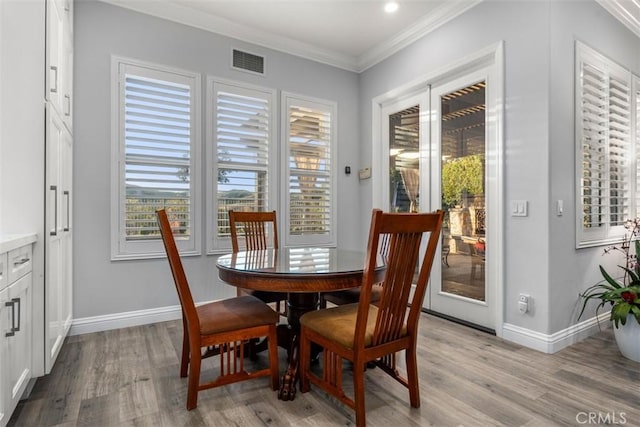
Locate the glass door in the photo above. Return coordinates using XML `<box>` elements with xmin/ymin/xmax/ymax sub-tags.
<box><xmin>388</xmin><ymin>105</ymin><xmax>421</xmax><ymax>213</ymax></box>
<box><xmin>427</xmin><ymin>70</ymin><xmax>495</xmax><ymax>331</ymax></box>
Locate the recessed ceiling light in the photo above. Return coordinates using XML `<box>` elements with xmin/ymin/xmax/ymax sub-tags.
<box><xmin>384</xmin><ymin>1</ymin><xmax>399</xmax><ymax>13</ymax></box>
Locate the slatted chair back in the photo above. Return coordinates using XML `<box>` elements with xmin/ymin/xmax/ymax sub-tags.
<box><xmin>228</xmin><ymin>209</ymin><xmax>287</xmax><ymax>314</ymax></box>
<box><xmin>357</xmin><ymin>209</ymin><xmax>443</xmax><ymax>347</ymax></box>
<box><xmin>229</xmin><ymin>210</ymin><xmax>278</xmax><ymax>253</ymax></box>
<box><xmin>156</xmin><ymin>209</ymin><xmax>198</xmax><ymax>331</ymax></box>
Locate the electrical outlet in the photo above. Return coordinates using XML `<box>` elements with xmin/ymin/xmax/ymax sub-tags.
<box><xmin>518</xmin><ymin>293</ymin><xmax>529</xmax><ymax>313</ymax></box>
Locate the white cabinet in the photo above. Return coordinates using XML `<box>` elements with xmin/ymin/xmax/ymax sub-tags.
<box><xmin>45</xmin><ymin>103</ymin><xmax>73</xmax><ymax>373</ymax></box>
<box><xmin>46</xmin><ymin>0</ymin><xmax>73</xmax><ymax>130</ymax></box>
<box><xmin>0</xmin><ymin>239</ymin><xmax>34</xmax><ymax>427</ymax></box>
<box><xmin>45</xmin><ymin>0</ymin><xmax>73</xmax><ymax>374</ymax></box>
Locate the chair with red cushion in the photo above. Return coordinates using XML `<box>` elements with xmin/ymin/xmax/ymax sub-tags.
<box><xmin>156</xmin><ymin>209</ymin><xmax>279</xmax><ymax>410</ymax></box>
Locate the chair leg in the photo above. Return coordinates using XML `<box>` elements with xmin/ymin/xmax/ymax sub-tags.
<box><xmin>299</xmin><ymin>329</ymin><xmax>310</xmax><ymax>393</ymax></box>
<box><xmin>318</xmin><ymin>295</ymin><xmax>327</xmax><ymax>309</ymax></box>
<box><xmin>268</xmin><ymin>325</ymin><xmax>280</xmax><ymax>391</ymax></box>
<box><xmin>406</xmin><ymin>341</ymin><xmax>420</xmax><ymax>408</ymax></box>
<box><xmin>353</xmin><ymin>360</ymin><xmax>367</xmax><ymax>427</ymax></box>
<box><xmin>180</xmin><ymin>325</ymin><xmax>189</xmax><ymax>378</ymax></box>
<box><xmin>186</xmin><ymin>342</ymin><xmax>202</xmax><ymax>410</ymax></box>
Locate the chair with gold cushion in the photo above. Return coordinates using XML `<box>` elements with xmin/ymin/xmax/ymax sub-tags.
<box><xmin>320</xmin><ymin>233</ymin><xmax>390</xmax><ymax>307</ymax></box>
<box><xmin>299</xmin><ymin>209</ymin><xmax>444</xmax><ymax>427</ymax></box>
<box><xmin>156</xmin><ymin>209</ymin><xmax>279</xmax><ymax>410</ymax></box>
<box><xmin>229</xmin><ymin>210</ymin><xmax>288</xmax><ymax>316</ymax></box>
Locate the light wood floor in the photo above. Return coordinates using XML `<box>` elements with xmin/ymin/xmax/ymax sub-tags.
<box><xmin>8</xmin><ymin>313</ymin><xmax>640</xmax><ymax>427</ymax></box>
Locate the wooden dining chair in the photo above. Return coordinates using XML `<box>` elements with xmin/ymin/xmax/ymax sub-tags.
<box><xmin>319</xmin><ymin>233</ymin><xmax>390</xmax><ymax>307</ymax></box>
<box><xmin>228</xmin><ymin>210</ymin><xmax>288</xmax><ymax>315</ymax></box>
<box><xmin>156</xmin><ymin>209</ymin><xmax>279</xmax><ymax>410</ymax></box>
<box><xmin>299</xmin><ymin>209</ymin><xmax>444</xmax><ymax>427</ymax></box>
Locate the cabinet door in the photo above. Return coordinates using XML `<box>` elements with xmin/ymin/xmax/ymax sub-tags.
<box><xmin>60</xmin><ymin>127</ymin><xmax>73</xmax><ymax>337</ymax></box>
<box><xmin>62</xmin><ymin>0</ymin><xmax>73</xmax><ymax>130</ymax></box>
<box><xmin>46</xmin><ymin>0</ymin><xmax>64</xmax><ymax>114</ymax></box>
<box><xmin>47</xmin><ymin>107</ymin><xmax>63</xmax><ymax>238</ymax></box>
<box><xmin>5</xmin><ymin>274</ymin><xmax>31</xmax><ymax>416</ymax></box>
<box><xmin>0</xmin><ymin>286</ymin><xmax>8</xmax><ymax>427</ymax></box>
<box><xmin>46</xmin><ymin>0</ymin><xmax>73</xmax><ymax>130</ymax></box>
<box><xmin>45</xmin><ymin>114</ymin><xmax>72</xmax><ymax>373</ymax></box>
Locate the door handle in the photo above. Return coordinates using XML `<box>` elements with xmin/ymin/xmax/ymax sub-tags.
<box><xmin>64</xmin><ymin>190</ymin><xmax>70</xmax><ymax>231</ymax></box>
<box><xmin>64</xmin><ymin>94</ymin><xmax>71</xmax><ymax>116</ymax></box>
<box><xmin>50</xmin><ymin>65</ymin><xmax>58</xmax><ymax>94</ymax></box>
<box><xmin>50</xmin><ymin>185</ymin><xmax>58</xmax><ymax>236</ymax></box>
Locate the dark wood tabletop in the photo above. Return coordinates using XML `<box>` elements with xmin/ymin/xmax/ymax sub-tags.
<box><xmin>216</xmin><ymin>247</ymin><xmax>385</xmax><ymax>292</ymax></box>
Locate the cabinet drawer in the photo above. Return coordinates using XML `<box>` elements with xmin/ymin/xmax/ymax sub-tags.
<box><xmin>7</xmin><ymin>245</ymin><xmax>33</xmax><ymax>284</ymax></box>
<box><xmin>0</xmin><ymin>251</ymin><xmax>7</xmax><ymax>290</ymax></box>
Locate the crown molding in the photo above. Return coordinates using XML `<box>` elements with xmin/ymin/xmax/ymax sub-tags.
<box><xmin>356</xmin><ymin>0</ymin><xmax>483</xmax><ymax>72</ymax></box>
<box><xmin>99</xmin><ymin>0</ymin><xmax>481</xmax><ymax>73</ymax></box>
<box><xmin>596</xmin><ymin>0</ymin><xmax>640</xmax><ymax>39</ymax></box>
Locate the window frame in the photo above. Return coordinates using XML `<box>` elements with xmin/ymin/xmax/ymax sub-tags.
<box><xmin>206</xmin><ymin>77</ymin><xmax>278</xmax><ymax>254</ymax></box>
<box><xmin>110</xmin><ymin>56</ymin><xmax>201</xmax><ymax>260</ymax></box>
<box><xmin>281</xmin><ymin>92</ymin><xmax>337</xmax><ymax>247</ymax></box>
<box><xmin>575</xmin><ymin>42</ymin><xmax>636</xmax><ymax>249</ymax></box>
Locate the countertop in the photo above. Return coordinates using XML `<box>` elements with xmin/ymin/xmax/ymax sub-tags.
<box><xmin>0</xmin><ymin>233</ymin><xmax>37</xmax><ymax>253</ymax></box>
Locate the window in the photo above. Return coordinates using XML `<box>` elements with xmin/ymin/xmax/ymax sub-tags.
<box><xmin>208</xmin><ymin>79</ymin><xmax>276</xmax><ymax>252</ymax></box>
<box><xmin>111</xmin><ymin>58</ymin><xmax>201</xmax><ymax>259</ymax></box>
<box><xmin>282</xmin><ymin>93</ymin><xmax>337</xmax><ymax>246</ymax></box>
<box><xmin>575</xmin><ymin>42</ymin><xmax>635</xmax><ymax>248</ymax></box>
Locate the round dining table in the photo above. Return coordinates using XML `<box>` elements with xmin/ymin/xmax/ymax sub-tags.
<box><xmin>216</xmin><ymin>246</ymin><xmax>385</xmax><ymax>401</ymax></box>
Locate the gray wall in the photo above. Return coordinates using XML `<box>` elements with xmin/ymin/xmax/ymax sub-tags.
<box><xmin>548</xmin><ymin>0</ymin><xmax>640</xmax><ymax>333</ymax></box>
<box><xmin>359</xmin><ymin>0</ymin><xmax>553</xmax><ymax>333</ymax></box>
<box><xmin>358</xmin><ymin>0</ymin><xmax>639</xmax><ymax>335</ymax></box>
<box><xmin>73</xmin><ymin>1</ymin><xmax>360</xmax><ymax>318</ymax></box>
<box><xmin>75</xmin><ymin>0</ymin><xmax>640</xmax><ymax>338</ymax></box>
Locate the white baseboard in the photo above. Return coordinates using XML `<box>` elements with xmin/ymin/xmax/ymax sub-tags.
<box><xmin>70</xmin><ymin>304</ymin><xmax>612</xmax><ymax>355</ymax></box>
<box><xmin>502</xmin><ymin>311</ymin><xmax>611</xmax><ymax>354</ymax></box>
<box><xmin>69</xmin><ymin>304</ymin><xmax>183</xmax><ymax>336</ymax></box>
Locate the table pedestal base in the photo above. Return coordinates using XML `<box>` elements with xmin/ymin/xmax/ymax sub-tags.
<box><xmin>277</xmin><ymin>292</ymin><xmax>320</xmax><ymax>401</ymax></box>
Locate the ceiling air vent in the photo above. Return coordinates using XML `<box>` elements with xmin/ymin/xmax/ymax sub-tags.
<box><xmin>232</xmin><ymin>49</ymin><xmax>265</xmax><ymax>75</ymax></box>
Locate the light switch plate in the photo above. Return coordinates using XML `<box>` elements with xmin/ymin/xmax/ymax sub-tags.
<box><xmin>511</xmin><ymin>200</ymin><xmax>528</xmax><ymax>217</ymax></box>
<box><xmin>358</xmin><ymin>167</ymin><xmax>371</xmax><ymax>180</ymax></box>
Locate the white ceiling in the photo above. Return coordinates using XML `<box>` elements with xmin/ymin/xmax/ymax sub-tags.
<box><xmin>99</xmin><ymin>0</ymin><xmax>481</xmax><ymax>72</ymax></box>
<box><xmin>100</xmin><ymin>0</ymin><xmax>640</xmax><ymax>72</ymax></box>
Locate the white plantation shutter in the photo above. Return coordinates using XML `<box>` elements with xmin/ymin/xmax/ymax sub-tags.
<box><xmin>576</xmin><ymin>43</ymin><xmax>633</xmax><ymax>247</ymax></box>
<box><xmin>112</xmin><ymin>59</ymin><xmax>200</xmax><ymax>259</ymax></box>
<box><xmin>210</xmin><ymin>81</ymin><xmax>276</xmax><ymax>250</ymax></box>
<box><xmin>635</xmin><ymin>76</ymin><xmax>640</xmax><ymax>217</ymax></box>
<box><xmin>283</xmin><ymin>94</ymin><xmax>336</xmax><ymax>246</ymax></box>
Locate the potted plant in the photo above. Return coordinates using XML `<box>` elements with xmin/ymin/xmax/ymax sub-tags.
<box><xmin>579</xmin><ymin>218</ymin><xmax>640</xmax><ymax>362</ymax></box>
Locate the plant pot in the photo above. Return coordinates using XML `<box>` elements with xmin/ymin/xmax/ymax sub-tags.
<box><xmin>613</xmin><ymin>315</ymin><xmax>640</xmax><ymax>362</ymax></box>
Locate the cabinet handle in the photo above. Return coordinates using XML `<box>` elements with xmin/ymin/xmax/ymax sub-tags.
<box><xmin>13</xmin><ymin>257</ymin><xmax>30</xmax><ymax>266</ymax></box>
<box><xmin>64</xmin><ymin>94</ymin><xmax>71</xmax><ymax>116</ymax></box>
<box><xmin>64</xmin><ymin>190</ymin><xmax>70</xmax><ymax>231</ymax></box>
<box><xmin>5</xmin><ymin>303</ymin><xmax>15</xmax><ymax>336</ymax></box>
<box><xmin>50</xmin><ymin>185</ymin><xmax>58</xmax><ymax>236</ymax></box>
<box><xmin>50</xmin><ymin>65</ymin><xmax>58</xmax><ymax>93</ymax></box>
<box><xmin>12</xmin><ymin>298</ymin><xmax>20</xmax><ymax>333</ymax></box>
<box><xmin>5</xmin><ymin>301</ymin><xmax>14</xmax><ymax>336</ymax></box>
<box><xmin>5</xmin><ymin>298</ymin><xmax>20</xmax><ymax>337</ymax></box>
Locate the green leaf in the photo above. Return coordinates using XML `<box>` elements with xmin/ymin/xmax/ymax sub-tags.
<box><xmin>599</xmin><ymin>266</ymin><xmax>623</xmax><ymax>289</ymax></box>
